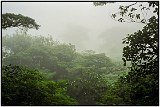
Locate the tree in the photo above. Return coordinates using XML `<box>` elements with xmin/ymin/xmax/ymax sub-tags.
<box><xmin>67</xmin><ymin>67</ymin><xmax>108</xmax><ymax>105</ymax></box>
<box><xmin>94</xmin><ymin>2</ymin><xmax>158</xmax><ymax>24</ymax></box>
<box><xmin>2</xmin><ymin>33</ymin><xmax>77</xmax><ymax>80</ymax></box>
<box><xmin>121</xmin><ymin>15</ymin><xmax>158</xmax><ymax>105</ymax></box>
<box><xmin>94</xmin><ymin>1</ymin><xmax>159</xmax><ymax>105</ymax></box>
<box><xmin>2</xmin><ymin>65</ymin><xmax>77</xmax><ymax>105</ymax></box>
<box><xmin>65</xmin><ymin>49</ymin><xmax>128</xmax><ymax>105</ymax></box>
<box><xmin>119</xmin><ymin>2</ymin><xmax>158</xmax><ymax>105</ymax></box>
<box><xmin>2</xmin><ymin>13</ymin><xmax>40</xmax><ymax>30</ymax></box>
<box><xmin>82</xmin><ymin>52</ymin><xmax>112</xmax><ymax>69</ymax></box>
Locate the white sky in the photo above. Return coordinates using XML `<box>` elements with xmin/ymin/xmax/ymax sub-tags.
<box><xmin>2</xmin><ymin>2</ymin><xmax>147</xmax><ymax>60</ymax></box>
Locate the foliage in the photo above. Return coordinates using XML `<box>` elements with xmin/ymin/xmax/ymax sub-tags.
<box><xmin>118</xmin><ymin>2</ymin><xmax>158</xmax><ymax>106</ymax></box>
<box><xmin>67</xmin><ymin>67</ymin><xmax>108</xmax><ymax>105</ymax></box>
<box><xmin>94</xmin><ymin>2</ymin><xmax>158</xmax><ymax>24</ymax></box>
<box><xmin>122</xmin><ymin>16</ymin><xmax>158</xmax><ymax>66</ymax></box>
<box><xmin>82</xmin><ymin>52</ymin><xmax>112</xmax><ymax>68</ymax></box>
<box><xmin>96</xmin><ymin>86</ymin><xmax>125</xmax><ymax>105</ymax></box>
<box><xmin>2</xmin><ymin>33</ymin><xmax>77</xmax><ymax>80</ymax></box>
<box><xmin>2</xmin><ymin>31</ymin><xmax>128</xmax><ymax>105</ymax></box>
<box><xmin>94</xmin><ymin>2</ymin><xmax>158</xmax><ymax>105</ymax></box>
<box><xmin>121</xmin><ymin>2</ymin><xmax>158</xmax><ymax>105</ymax></box>
<box><xmin>93</xmin><ymin>2</ymin><xmax>114</xmax><ymax>6</ymax></box>
<box><xmin>2</xmin><ymin>13</ymin><xmax>40</xmax><ymax>30</ymax></box>
<box><xmin>3</xmin><ymin>10</ymin><xmax>157</xmax><ymax>106</ymax></box>
<box><xmin>2</xmin><ymin>65</ymin><xmax>77</xmax><ymax>105</ymax></box>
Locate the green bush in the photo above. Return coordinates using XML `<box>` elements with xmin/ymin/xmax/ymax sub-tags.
<box><xmin>2</xmin><ymin>65</ymin><xmax>77</xmax><ymax>106</ymax></box>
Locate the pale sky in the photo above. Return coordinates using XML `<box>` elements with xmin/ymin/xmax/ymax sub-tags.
<box><xmin>2</xmin><ymin>2</ymin><xmax>147</xmax><ymax>60</ymax></box>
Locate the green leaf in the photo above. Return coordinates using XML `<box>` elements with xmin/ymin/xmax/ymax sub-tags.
<box><xmin>136</xmin><ymin>14</ymin><xmax>140</xmax><ymax>19</ymax></box>
<box><xmin>131</xmin><ymin>8</ymin><xmax>137</xmax><ymax>12</ymax></box>
<box><xmin>112</xmin><ymin>14</ymin><xmax>116</xmax><ymax>18</ymax></box>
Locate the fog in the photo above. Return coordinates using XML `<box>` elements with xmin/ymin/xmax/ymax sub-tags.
<box><xmin>2</xmin><ymin>2</ymin><xmax>146</xmax><ymax>60</ymax></box>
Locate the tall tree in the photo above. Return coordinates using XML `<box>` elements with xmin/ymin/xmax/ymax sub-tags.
<box><xmin>2</xmin><ymin>13</ymin><xmax>40</xmax><ymax>30</ymax></box>
<box><xmin>121</xmin><ymin>2</ymin><xmax>158</xmax><ymax>105</ymax></box>
<box><xmin>94</xmin><ymin>2</ymin><xmax>159</xmax><ymax>105</ymax></box>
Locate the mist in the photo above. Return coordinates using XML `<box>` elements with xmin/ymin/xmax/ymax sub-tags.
<box><xmin>2</xmin><ymin>2</ymin><xmax>145</xmax><ymax>60</ymax></box>
<box><xmin>2</xmin><ymin>2</ymin><xmax>158</xmax><ymax>106</ymax></box>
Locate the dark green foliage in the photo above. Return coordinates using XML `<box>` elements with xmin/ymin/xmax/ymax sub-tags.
<box><xmin>2</xmin><ymin>65</ymin><xmax>77</xmax><ymax>106</ymax></box>
<box><xmin>120</xmin><ymin>2</ymin><xmax>158</xmax><ymax>105</ymax></box>
<box><xmin>67</xmin><ymin>68</ymin><xmax>108</xmax><ymax>105</ymax></box>
<box><xmin>122</xmin><ymin>16</ymin><xmax>158</xmax><ymax>65</ymax></box>
<box><xmin>94</xmin><ymin>2</ymin><xmax>158</xmax><ymax>105</ymax></box>
<box><xmin>2</xmin><ymin>32</ymin><xmax>128</xmax><ymax>105</ymax></box>
<box><xmin>2</xmin><ymin>13</ymin><xmax>40</xmax><ymax>29</ymax></box>
<box><xmin>66</xmin><ymin>53</ymin><xmax>127</xmax><ymax>105</ymax></box>
<box><xmin>97</xmin><ymin>85</ymin><xmax>125</xmax><ymax>105</ymax></box>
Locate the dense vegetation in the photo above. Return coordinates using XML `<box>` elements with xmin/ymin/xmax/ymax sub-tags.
<box><xmin>2</xmin><ymin>33</ymin><xmax>128</xmax><ymax>105</ymax></box>
<box><xmin>2</xmin><ymin>65</ymin><xmax>77</xmax><ymax>105</ymax></box>
<box><xmin>2</xmin><ymin>2</ymin><xmax>158</xmax><ymax>106</ymax></box>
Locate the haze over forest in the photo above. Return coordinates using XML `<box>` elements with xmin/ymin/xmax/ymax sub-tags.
<box><xmin>2</xmin><ymin>2</ymin><xmax>146</xmax><ymax>60</ymax></box>
<box><xmin>2</xmin><ymin>2</ymin><xmax>158</xmax><ymax>106</ymax></box>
